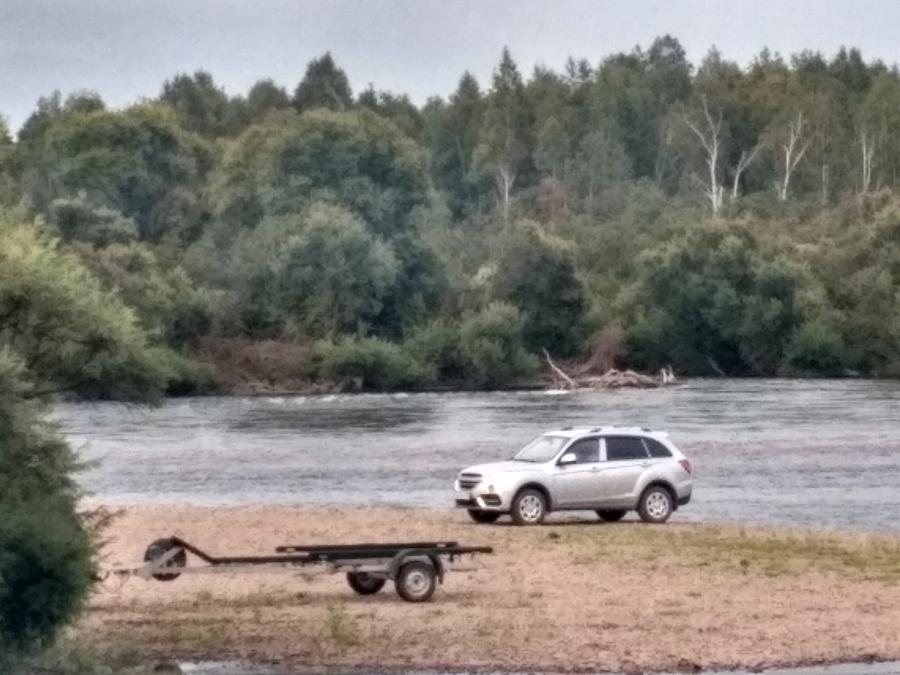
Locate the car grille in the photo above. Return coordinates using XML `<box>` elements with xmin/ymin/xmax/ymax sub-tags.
<box><xmin>458</xmin><ymin>473</ymin><xmax>482</xmax><ymax>489</ymax></box>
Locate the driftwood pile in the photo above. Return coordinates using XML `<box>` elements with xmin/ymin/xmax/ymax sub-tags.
<box><xmin>542</xmin><ymin>348</ymin><xmax>676</xmax><ymax>390</ymax></box>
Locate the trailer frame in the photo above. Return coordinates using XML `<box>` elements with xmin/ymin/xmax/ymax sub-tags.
<box><xmin>118</xmin><ymin>536</ymin><xmax>493</xmax><ymax>602</ymax></box>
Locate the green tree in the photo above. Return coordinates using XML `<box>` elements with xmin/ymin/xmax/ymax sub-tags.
<box><xmin>160</xmin><ymin>70</ymin><xmax>230</xmax><ymax>137</ymax></box>
<box><xmin>214</xmin><ymin>109</ymin><xmax>429</xmax><ymax>237</ymax></box>
<box><xmin>0</xmin><ymin>219</ymin><xmax>170</xmax><ymax>399</ymax></box>
<box><xmin>0</xmin><ymin>219</ymin><xmax>169</xmax><ymax>669</ymax></box>
<box><xmin>30</xmin><ymin>105</ymin><xmax>212</xmax><ymax>241</ymax></box>
<box><xmin>0</xmin><ymin>116</ymin><xmax>18</xmax><ymax>208</ymax></box>
<box><xmin>293</xmin><ymin>52</ymin><xmax>353</xmax><ymax>112</ymax></box>
<box><xmin>275</xmin><ymin>204</ymin><xmax>398</xmax><ymax>336</ymax></box>
<box><xmin>47</xmin><ymin>196</ymin><xmax>138</xmax><ymax>247</ymax></box>
<box><xmin>0</xmin><ymin>351</ymin><xmax>93</xmax><ymax>670</ymax></box>
<box><xmin>477</xmin><ymin>48</ymin><xmax>533</xmax><ymax>224</ymax></box>
<box><xmin>492</xmin><ymin>222</ymin><xmax>586</xmax><ymax>357</ymax></box>
<box><xmin>459</xmin><ymin>301</ymin><xmax>538</xmax><ymax>388</ymax></box>
<box><xmin>422</xmin><ymin>72</ymin><xmax>491</xmax><ymax>218</ymax></box>
<box><xmin>622</xmin><ymin>224</ymin><xmax>805</xmax><ymax>375</ymax></box>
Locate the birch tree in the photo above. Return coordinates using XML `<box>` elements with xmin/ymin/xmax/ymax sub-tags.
<box><xmin>775</xmin><ymin>111</ymin><xmax>811</xmax><ymax>201</ymax></box>
<box><xmin>682</xmin><ymin>96</ymin><xmax>725</xmax><ymax>214</ymax></box>
<box><xmin>731</xmin><ymin>145</ymin><xmax>760</xmax><ymax>200</ymax></box>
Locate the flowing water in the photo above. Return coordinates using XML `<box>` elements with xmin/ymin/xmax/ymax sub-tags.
<box><xmin>57</xmin><ymin>378</ymin><xmax>900</xmax><ymax>532</ymax></box>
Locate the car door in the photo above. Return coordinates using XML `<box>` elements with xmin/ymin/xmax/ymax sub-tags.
<box><xmin>598</xmin><ymin>436</ymin><xmax>651</xmax><ymax>504</ymax></box>
<box><xmin>551</xmin><ymin>437</ymin><xmax>601</xmax><ymax>508</ymax></box>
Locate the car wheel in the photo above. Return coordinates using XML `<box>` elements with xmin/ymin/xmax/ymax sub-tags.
<box><xmin>347</xmin><ymin>572</ymin><xmax>386</xmax><ymax>595</ymax></box>
<box><xmin>638</xmin><ymin>486</ymin><xmax>674</xmax><ymax>523</ymax></box>
<box><xmin>467</xmin><ymin>509</ymin><xmax>501</xmax><ymax>524</ymax></box>
<box><xmin>596</xmin><ymin>509</ymin><xmax>627</xmax><ymax>522</ymax></box>
<box><xmin>395</xmin><ymin>561</ymin><xmax>437</xmax><ymax>602</ymax></box>
<box><xmin>510</xmin><ymin>488</ymin><xmax>547</xmax><ymax>526</ymax></box>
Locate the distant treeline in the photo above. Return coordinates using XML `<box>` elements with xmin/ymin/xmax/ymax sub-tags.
<box><xmin>2</xmin><ymin>38</ymin><xmax>900</xmax><ymax>395</ymax></box>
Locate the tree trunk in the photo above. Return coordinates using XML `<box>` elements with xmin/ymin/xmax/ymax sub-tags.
<box><xmin>779</xmin><ymin>111</ymin><xmax>809</xmax><ymax>202</ymax></box>
<box><xmin>731</xmin><ymin>146</ymin><xmax>759</xmax><ymax>200</ymax></box>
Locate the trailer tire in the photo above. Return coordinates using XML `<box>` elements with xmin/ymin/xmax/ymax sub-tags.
<box><xmin>347</xmin><ymin>572</ymin><xmax>386</xmax><ymax>595</ymax></box>
<box><xmin>396</xmin><ymin>561</ymin><xmax>436</xmax><ymax>602</ymax></box>
<box><xmin>144</xmin><ymin>538</ymin><xmax>187</xmax><ymax>581</ymax></box>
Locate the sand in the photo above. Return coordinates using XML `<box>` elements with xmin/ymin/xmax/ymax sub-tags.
<box><xmin>78</xmin><ymin>505</ymin><xmax>900</xmax><ymax>673</ymax></box>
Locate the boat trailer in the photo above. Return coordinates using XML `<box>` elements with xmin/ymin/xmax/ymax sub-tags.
<box><xmin>115</xmin><ymin>537</ymin><xmax>493</xmax><ymax>603</ymax></box>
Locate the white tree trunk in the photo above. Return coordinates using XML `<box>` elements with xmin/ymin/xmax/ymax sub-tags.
<box><xmin>496</xmin><ymin>164</ymin><xmax>515</xmax><ymax>225</ymax></box>
<box><xmin>860</xmin><ymin>130</ymin><xmax>875</xmax><ymax>195</ymax></box>
<box><xmin>683</xmin><ymin>96</ymin><xmax>724</xmax><ymax>215</ymax></box>
<box><xmin>731</xmin><ymin>146</ymin><xmax>760</xmax><ymax>200</ymax></box>
<box><xmin>779</xmin><ymin>111</ymin><xmax>810</xmax><ymax>201</ymax></box>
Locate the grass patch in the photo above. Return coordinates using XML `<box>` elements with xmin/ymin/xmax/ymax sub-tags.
<box><xmin>322</xmin><ymin>604</ymin><xmax>361</xmax><ymax>648</ymax></box>
<box><xmin>23</xmin><ymin>635</ymin><xmax>148</xmax><ymax>675</ymax></box>
<box><xmin>542</xmin><ymin>523</ymin><xmax>900</xmax><ymax>579</ymax></box>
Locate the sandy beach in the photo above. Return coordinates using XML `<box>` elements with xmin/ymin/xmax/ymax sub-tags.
<box><xmin>78</xmin><ymin>505</ymin><xmax>900</xmax><ymax>673</ymax></box>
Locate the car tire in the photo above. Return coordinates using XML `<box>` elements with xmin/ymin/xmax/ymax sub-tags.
<box><xmin>395</xmin><ymin>561</ymin><xmax>437</xmax><ymax>602</ymax></box>
<box><xmin>638</xmin><ymin>486</ymin><xmax>674</xmax><ymax>523</ymax></box>
<box><xmin>596</xmin><ymin>509</ymin><xmax>627</xmax><ymax>522</ymax></box>
<box><xmin>467</xmin><ymin>509</ymin><xmax>501</xmax><ymax>524</ymax></box>
<box><xmin>510</xmin><ymin>488</ymin><xmax>547</xmax><ymax>526</ymax></box>
<box><xmin>347</xmin><ymin>572</ymin><xmax>386</xmax><ymax>595</ymax></box>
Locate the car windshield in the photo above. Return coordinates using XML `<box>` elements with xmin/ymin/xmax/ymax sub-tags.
<box><xmin>513</xmin><ymin>435</ymin><xmax>568</xmax><ymax>463</ymax></box>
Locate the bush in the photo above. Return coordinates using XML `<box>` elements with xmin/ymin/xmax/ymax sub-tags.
<box><xmin>783</xmin><ymin>319</ymin><xmax>848</xmax><ymax>376</ymax></box>
<box><xmin>317</xmin><ymin>337</ymin><xmax>431</xmax><ymax>391</ymax></box>
<box><xmin>620</xmin><ymin>223</ymin><xmax>805</xmax><ymax>375</ymax></box>
<box><xmin>459</xmin><ymin>302</ymin><xmax>538</xmax><ymax>388</ymax></box>
<box><xmin>403</xmin><ymin>319</ymin><xmax>468</xmax><ymax>382</ymax></box>
<box><xmin>492</xmin><ymin>221</ymin><xmax>587</xmax><ymax>357</ymax></box>
<box><xmin>0</xmin><ymin>351</ymin><xmax>93</xmax><ymax>669</ymax></box>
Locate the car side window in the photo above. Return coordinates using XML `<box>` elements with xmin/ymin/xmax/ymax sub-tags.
<box><xmin>643</xmin><ymin>438</ymin><xmax>672</xmax><ymax>458</ymax></box>
<box><xmin>565</xmin><ymin>438</ymin><xmax>599</xmax><ymax>464</ymax></box>
<box><xmin>604</xmin><ymin>436</ymin><xmax>650</xmax><ymax>461</ymax></box>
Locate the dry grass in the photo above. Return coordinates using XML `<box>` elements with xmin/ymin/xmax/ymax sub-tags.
<box><xmin>78</xmin><ymin>505</ymin><xmax>900</xmax><ymax>673</ymax></box>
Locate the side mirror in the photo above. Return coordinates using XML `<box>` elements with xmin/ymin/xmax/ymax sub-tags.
<box><xmin>558</xmin><ymin>452</ymin><xmax>577</xmax><ymax>465</ymax></box>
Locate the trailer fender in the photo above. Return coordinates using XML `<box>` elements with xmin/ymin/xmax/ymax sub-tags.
<box><xmin>388</xmin><ymin>549</ymin><xmax>444</xmax><ymax>583</ymax></box>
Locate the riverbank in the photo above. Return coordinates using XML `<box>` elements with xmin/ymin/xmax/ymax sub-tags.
<box><xmin>78</xmin><ymin>505</ymin><xmax>900</xmax><ymax>673</ymax></box>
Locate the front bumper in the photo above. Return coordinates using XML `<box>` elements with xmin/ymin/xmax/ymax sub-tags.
<box><xmin>454</xmin><ymin>480</ymin><xmax>508</xmax><ymax>511</ymax></box>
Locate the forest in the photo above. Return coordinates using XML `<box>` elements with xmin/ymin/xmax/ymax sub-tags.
<box><xmin>3</xmin><ymin>36</ymin><xmax>900</xmax><ymax>401</ymax></box>
<box><xmin>3</xmin><ymin>36</ymin><xmax>900</xmax><ymax>669</ymax></box>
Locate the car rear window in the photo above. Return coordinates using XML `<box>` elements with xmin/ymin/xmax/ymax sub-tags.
<box><xmin>604</xmin><ymin>436</ymin><xmax>649</xmax><ymax>461</ymax></box>
<box><xmin>643</xmin><ymin>438</ymin><xmax>672</xmax><ymax>458</ymax></box>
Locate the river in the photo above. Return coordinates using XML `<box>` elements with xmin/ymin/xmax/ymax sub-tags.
<box><xmin>57</xmin><ymin>378</ymin><xmax>900</xmax><ymax>532</ymax></box>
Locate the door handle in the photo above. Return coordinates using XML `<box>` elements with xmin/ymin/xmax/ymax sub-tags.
<box><xmin>641</xmin><ymin>462</ymin><xmax>651</xmax><ymax>468</ymax></box>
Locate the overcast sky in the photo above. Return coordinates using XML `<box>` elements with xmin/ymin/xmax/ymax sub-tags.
<box><xmin>2</xmin><ymin>0</ymin><xmax>899</xmax><ymax>134</ymax></box>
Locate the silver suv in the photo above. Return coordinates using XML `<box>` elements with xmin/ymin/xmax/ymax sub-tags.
<box><xmin>454</xmin><ymin>426</ymin><xmax>692</xmax><ymax>525</ymax></box>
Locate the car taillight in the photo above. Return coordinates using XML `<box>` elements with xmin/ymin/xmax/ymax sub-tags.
<box><xmin>679</xmin><ymin>459</ymin><xmax>692</xmax><ymax>475</ymax></box>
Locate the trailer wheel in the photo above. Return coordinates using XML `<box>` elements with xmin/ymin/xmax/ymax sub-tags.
<box><xmin>395</xmin><ymin>561</ymin><xmax>436</xmax><ymax>602</ymax></box>
<box><xmin>144</xmin><ymin>538</ymin><xmax>187</xmax><ymax>581</ymax></box>
<box><xmin>346</xmin><ymin>572</ymin><xmax>386</xmax><ymax>595</ymax></box>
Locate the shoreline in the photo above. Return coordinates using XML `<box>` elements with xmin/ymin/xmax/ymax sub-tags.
<box><xmin>78</xmin><ymin>505</ymin><xmax>900</xmax><ymax>673</ymax></box>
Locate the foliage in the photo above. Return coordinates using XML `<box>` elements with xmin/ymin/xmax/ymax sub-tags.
<box><xmin>47</xmin><ymin>195</ymin><xmax>138</xmax><ymax>246</ymax></box>
<box><xmin>458</xmin><ymin>302</ymin><xmax>538</xmax><ymax>388</ymax></box>
<box><xmin>214</xmin><ymin>108</ymin><xmax>430</xmax><ymax>237</ymax></box>
<box><xmin>621</xmin><ymin>224</ymin><xmax>805</xmax><ymax>375</ymax></box>
<box><xmin>317</xmin><ymin>336</ymin><xmax>430</xmax><ymax>391</ymax></box>
<box><xmin>28</xmin><ymin>104</ymin><xmax>212</xmax><ymax>241</ymax></box>
<box><xmin>492</xmin><ymin>222</ymin><xmax>587</xmax><ymax>357</ymax></box>
<box><xmin>275</xmin><ymin>204</ymin><xmax>398</xmax><ymax>336</ymax></box>
<box><xmin>293</xmin><ymin>52</ymin><xmax>353</xmax><ymax>112</ymax></box>
<box><xmin>0</xmin><ymin>353</ymin><xmax>92</xmax><ymax>669</ymax></box>
<box><xmin>7</xmin><ymin>39</ymin><xmax>900</xmax><ymax>386</ymax></box>
<box><xmin>404</xmin><ymin>319</ymin><xmax>468</xmax><ymax>382</ymax></box>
